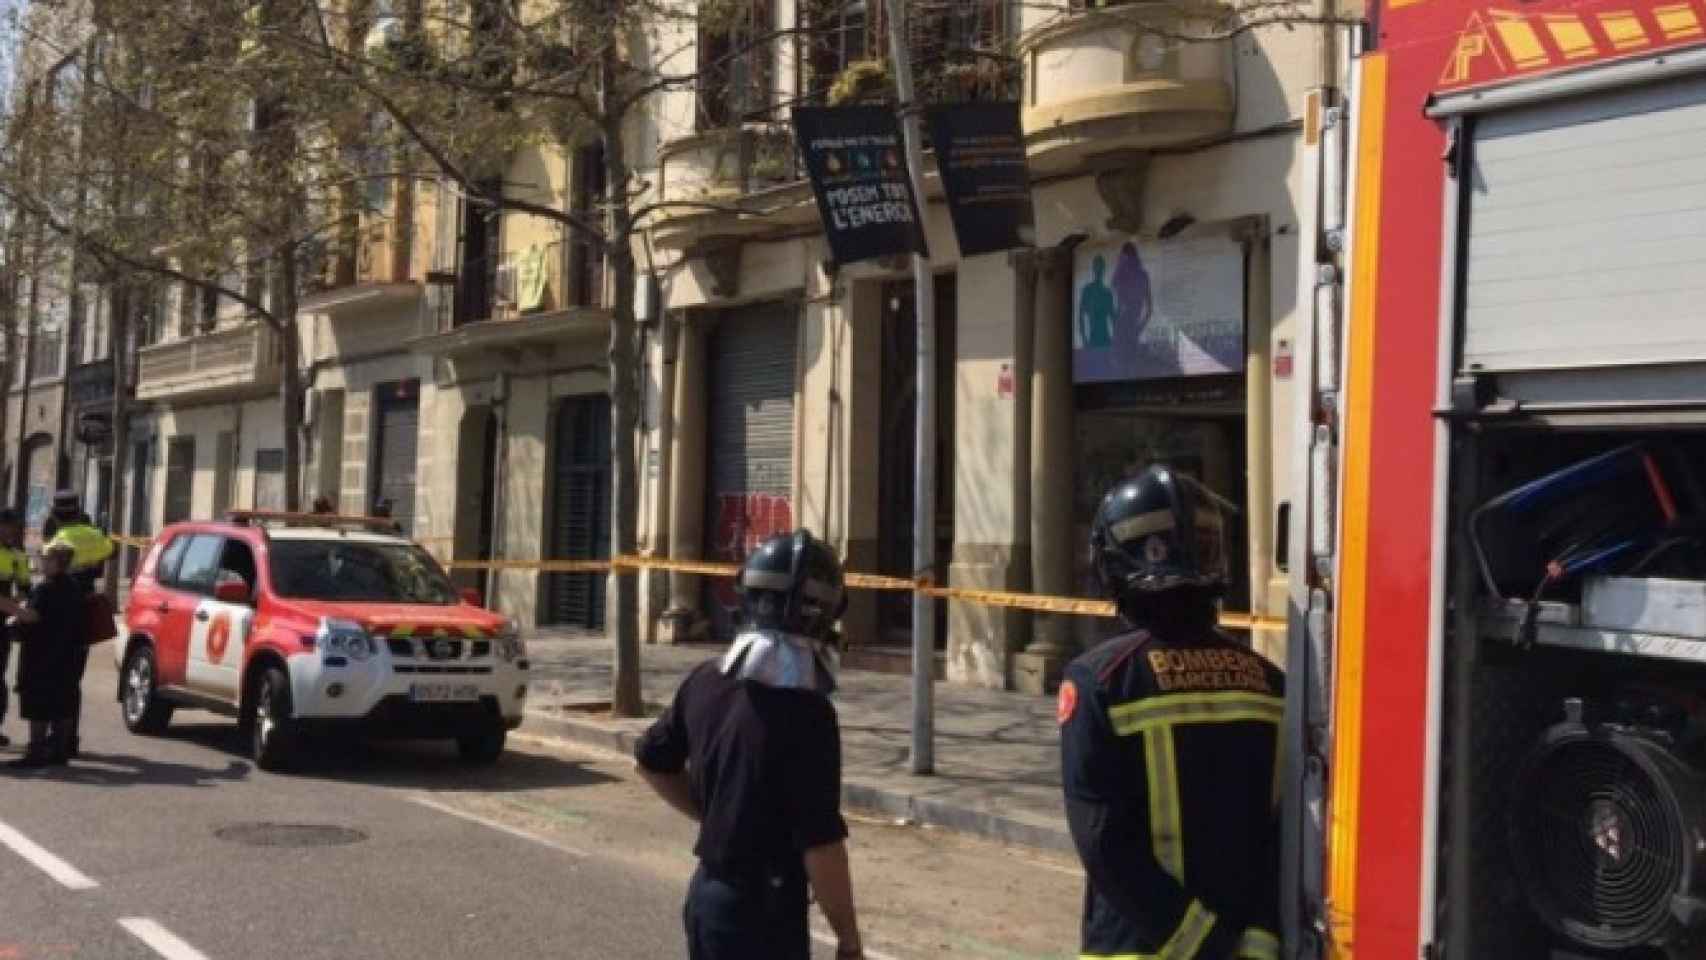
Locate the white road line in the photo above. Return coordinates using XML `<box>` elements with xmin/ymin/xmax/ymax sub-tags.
<box><xmin>118</xmin><ymin>918</ymin><xmax>212</xmax><ymax>960</ymax></box>
<box><xmin>811</xmin><ymin>928</ymin><xmax>903</xmax><ymax>960</ymax></box>
<box><xmin>409</xmin><ymin>794</ymin><xmax>590</xmax><ymax>858</ymax></box>
<box><xmin>0</xmin><ymin>818</ymin><xmax>99</xmax><ymax>891</ymax></box>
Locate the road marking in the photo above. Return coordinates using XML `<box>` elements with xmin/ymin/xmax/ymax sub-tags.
<box><xmin>117</xmin><ymin>919</ymin><xmax>211</xmax><ymax>960</ymax></box>
<box><xmin>0</xmin><ymin>818</ymin><xmax>99</xmax><ymax>891</ymax></box>
<box><xmin>409</xmin><ymin>794</ymin><xmax>590</xmax><ymax>858</ymax></box>
<box><xmin>811</xmin><ymin>928</ymin><xmax>902</xmax><ymax>960</ymax></box>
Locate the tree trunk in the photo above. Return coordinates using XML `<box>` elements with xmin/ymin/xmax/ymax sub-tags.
<box><xmin>105</xmin><ymin>284</ymin><xmax>131</xmax><ymax>601</ymax></box>
<box><xmin>602</xmin><ymin>48</ymin><xmax>643</xmax><ymax>718</ymax></box>
<box><xmin>277</xmin><ymin>249</ymin><xmax>303</xmax><ymax>513</ymax></box>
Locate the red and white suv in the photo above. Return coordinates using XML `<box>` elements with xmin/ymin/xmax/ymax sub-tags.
<box><xmin>116</xmin><ymin>514</ymin><xmax>528</xmax><ymax>770</ymax></box>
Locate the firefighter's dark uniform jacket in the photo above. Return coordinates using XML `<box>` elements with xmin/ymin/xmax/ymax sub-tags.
<box><xmin>1060</xmin><ymin>627</ymin><xmax>1284</xmax><ymax>960</ymax></box>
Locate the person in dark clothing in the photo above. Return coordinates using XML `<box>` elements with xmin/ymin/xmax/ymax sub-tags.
<box><xmin>1059</xmin><ymin>466</ymin><xmax>1284</xmax><ymax>960</ymax></box>
<box><xmin>0</xmin><ymin>509</ymin><xmax>28</xmax><ymax>748</ymax></box>
<box><xmin>635</xmin><ymin>530</ymin><xmax>865</xmax><ymax>960</ymax></box>
<box><xmin>41</xmin><ymin>491</ymin><xmax>111</xmax><ymax>761</ymax></box>
<box><xmin>0</xmin><ymin>541</ymin><xmax>85</xmax><ymax>768</ymax></box>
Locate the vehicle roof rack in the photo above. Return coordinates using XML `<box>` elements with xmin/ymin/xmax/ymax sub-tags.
<box><xmin>225</xmin><ymin>510</ymin><xmax>403</xmax><ymax>535</ymax></box>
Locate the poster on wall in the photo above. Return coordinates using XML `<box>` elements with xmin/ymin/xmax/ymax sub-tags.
<box><xmin>926</xmin><ymin>101</ymin><xmax>1033</xmax><ymax>257</ymax></box>
<box><xmin>1071</xmin><ymin>230</ymin><xmax>1245</xmax><ymax>383</ymax></box>
<box><xmin>793</xmin><ymin>106</ymin><xmax>928</xmax><ymax>266</ymax></box>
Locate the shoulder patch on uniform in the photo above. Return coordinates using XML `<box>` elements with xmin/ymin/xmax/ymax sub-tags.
<box><xmin>1056</xmin><ymin>680</ymin><xmax>1079</xmax><ymax>726</ymax></box>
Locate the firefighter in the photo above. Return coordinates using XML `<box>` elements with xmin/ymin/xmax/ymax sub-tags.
<box><xmin>42</xmin><ymin>491</ymin><xmax>113</xmax><ymax>761</ymax></box>
<box><xmin>635</xmin><ymin>530</ymin><xmax>865</xmax><ymax>960</ymax></box>
<box><xmin>0</xmin><ymin>508</ymin><xmax>28</xmax><ymax>748</ymax></box>
<box><xmin>1059</xmin><ymin>466</ymin><xmax>1284</xmax><ymax>960</ymax></box>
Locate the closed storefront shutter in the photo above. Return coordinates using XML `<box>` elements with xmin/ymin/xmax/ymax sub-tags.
<box><xmin>1464</xmin><ymin>75</ymin><xmax>1706</xmax><ymax>374</ymax></box>
<box><xmin>372</xmin><ymin>382</ymin><xmax>419</xmax><ymax>533</ymax></box>
<box><xmin>704</xmin><ymin>303</ymin><xmax>798</xmax><ymax>639</ymax></box>
<box><xmin>545</xmin><ymin>395</ymin><xmax>611</xmax><ymax>629</ymax></box>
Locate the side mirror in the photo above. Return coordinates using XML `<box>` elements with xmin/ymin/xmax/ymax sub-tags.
<box><xmin>460</xmin><ymin>587</ymin><xmax>483</xmax><ymax>607</ymax></box>
<box><xmin>214</xmin><ymin>579</ymin><xmax>251</xmax><ymax>605</ymax></box>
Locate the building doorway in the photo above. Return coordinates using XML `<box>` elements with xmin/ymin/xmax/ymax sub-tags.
<box><xmin>544</xmin><ymin>394</ymin><xmax>611</xmax><ymax>629</ymax></box>
<box><xmin>877</xmin><ymin>275</ymin><xmax>956</xmax><ymax>647</ymax></box>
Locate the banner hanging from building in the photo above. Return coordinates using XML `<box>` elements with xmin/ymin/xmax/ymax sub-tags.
<box><xmin>926</xmin><ymin>101</ymin><xmax>1034</xmax><ymax>257</ymax></box>
<box><xmin>1071</xmin><ymin>230</ymin><xmax>1246</xmax><ymax>383</ymax></box>
<box><xmin>793</xmin><ymin>106</ymin><xmax>928</xmax><ymax>266</ymax></box>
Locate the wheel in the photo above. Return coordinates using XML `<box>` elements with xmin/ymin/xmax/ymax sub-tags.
<box><xmin>120</xmin><ymin>645</ymin><xmax>174</xmax><ymax>735</ymax></box>
<box><xmin>456</xmin><ymin>727</ymin><xmax>506</xmax><ymax>765</ymax></box>
<box><xmin>250</xmin><ymin>666</ymin><xmax>298</xmax><ymax>772</ymax></box>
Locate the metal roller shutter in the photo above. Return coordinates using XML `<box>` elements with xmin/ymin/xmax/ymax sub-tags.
<box><xmin>545</xmin><ymin>395</ymin><xmax>611</xmax><ymax>629</ymax></box>
<box><xmin>1465</xmin><ymin>75</ymin><xmax>1706</xmax><ymax>373</ymax></box>
<box><xmin>704</xmin><ymin>303</ymin><xmax>798</xmax><ymax>640</ymax></box>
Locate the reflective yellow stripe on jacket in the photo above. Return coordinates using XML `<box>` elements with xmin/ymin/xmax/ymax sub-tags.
<box><xmin>1237</xmin><ymin>929</ymin><xmax>1279</xmax><ymax>960</ymax></box>
<box><xmin>49</xmin><ymin>523</ymin><xmax>114</xmax><ymax>571</ymax></box>
<box><xmin>1106</xmin><ymin>691</ymin><xmax>1283</xmax><ymax>899</ymax></box>
<box><xmin>1079</xmin><ymin>900</ymin><xmax>1218</xmax><ymax>960</ymax></box>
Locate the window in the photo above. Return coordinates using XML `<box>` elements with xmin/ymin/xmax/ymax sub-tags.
<box><xmin>807</xmin><ymin>0</ymin><xmax>869</xmax><ymax>98</ymax></box>
<box><xmin>568</xmin><ymin>144</ymin><xmax>606</xmax><ymax>308</ymax></box>
<box><xmin>172</xmin><ymin>534</ymin><xmax>227</xmax><ymax>594</ymax></box>
<box><xmin>269</xmin><ymin>540</ymin><xmax>458</xmax><ymax>605</ymax></box>
<box><xmin>217</xmin><ymin>538</ymin><xmax>257</xmax><ymax>593</ymax></box>
<box><xmin>154</xmin><ymin>534</ymin><xmax>192</xmax><ymax>583</ymax></box>
<box><xmin>31</xmin><ymin>321</ymin><xmax>63</xmax><ymax>381</ymax></box>
<box><xmin>698</xmin><ymin>0</ymin><xmax>774</xmax><ymax>129</ymax></box>
<box><xmin>254</xmin><ymin>449</ymin><xmax>285</xmax><ymax>511</ymax></box>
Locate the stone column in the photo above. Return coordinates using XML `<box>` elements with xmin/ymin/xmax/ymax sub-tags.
<box><xmin>643</xmin><ymin>314</ymin><xmax>678</xmax><ymax>644</ymax></box>
<box><xmin>660</xmin><ymin>315</ymin><xmax>707</xmax><ymax>643</ymax></box>
<box><xmin>1015</xmin><ymin>248</ymin><xmax>1076</xmax><ymax>694</ymax></box>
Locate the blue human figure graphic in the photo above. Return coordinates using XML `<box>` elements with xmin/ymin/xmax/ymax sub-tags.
<box><xmin>1078</xmin><ymin>255</ymin><xmax>1116</xmax><ymax>350</ymax></box>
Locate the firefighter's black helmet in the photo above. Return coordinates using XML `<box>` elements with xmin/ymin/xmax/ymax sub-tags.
<box><xmin>736</xmin><ymin>530</ymin><xmax>847</xmax><ymax>638</ymax></box>
<box><xmin>1091</xmin><ymin>465</ymin><xmax>1234</xmax><ymax>603</ymax></box>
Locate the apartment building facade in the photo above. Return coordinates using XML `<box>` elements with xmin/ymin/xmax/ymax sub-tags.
<box><xmin>5</xmin><ymin>0</ymin><xmax>1343</xmax><ymax>693</ymax></box>
<box><xmin>629</xmin><ymin>0</ymin><xmax>1337</xmax><ymax>690</ymax></box>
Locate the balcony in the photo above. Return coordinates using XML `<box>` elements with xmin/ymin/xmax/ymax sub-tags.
<box><xmin>412</xmin><ymin>241</ymin><xmax>610</xmax><ymax>361</ymax></box>
<box><xmin>135</xmin><ymin>322</ymin><xmax>282</xmax><ymax>404</ymax></box>
<box><xmin>1018</xmin><ymin>3</ymin><xmax>1234</xmax><ymax>175</ymax></box>
<box><xmin>298</xmin><ymin>210</ymin><xmax>429</xmax><ymax>315</ymax></box>
<box><xmin>649</xmin><ymin>122</ymin><xmax>818</xmax><ymax>250</ymax></box>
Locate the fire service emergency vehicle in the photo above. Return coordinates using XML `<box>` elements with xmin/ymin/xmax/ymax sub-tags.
<box><xmin>115</xmin><ymin>512</ymin><xmax>528</xmax><ymax>771</ymax></box>
<box><xmin>1280</xmin><ymin>0</ymin><xmax>1706</xmax><ymax>957</ymax></box>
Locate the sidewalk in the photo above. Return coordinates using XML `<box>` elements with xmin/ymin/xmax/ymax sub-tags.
<box><xmin>520</xmin><ymin>632</ymin><xmax>1073</xmax><ymax>854</ymax></box>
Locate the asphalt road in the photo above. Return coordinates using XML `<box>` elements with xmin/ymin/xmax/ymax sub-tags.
<box><xmin>0</xmin><ymin>654</ymin><xmax>1082</xmax><ymax>960</ymax></box>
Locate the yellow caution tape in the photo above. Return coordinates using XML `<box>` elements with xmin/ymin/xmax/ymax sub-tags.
<box><xmin>109</xmin><ymin>531</ymin><xmax>1286</xmax><ymax>629</ymax></box>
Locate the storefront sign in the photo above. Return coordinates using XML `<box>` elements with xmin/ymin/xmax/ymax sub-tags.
<box><xmin>1071</xmin><ymin>231</ymin><xmax>1246</xmax><ymax>383</ymax></box>
<box><xmin>926</xmin><ymin>101</ymin><xmax>1033</xmax><ymax>257</ymax></box>
<box><xmin>794</xmin><ymin>106</ymin><xmax>927</xmax><ymax>266</ymax></box>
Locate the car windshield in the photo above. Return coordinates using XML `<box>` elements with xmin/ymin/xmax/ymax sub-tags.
<box><xmin>268</xmin><ymin>540</ymin><xmax>459</xmax><ymax>605</ymax></box>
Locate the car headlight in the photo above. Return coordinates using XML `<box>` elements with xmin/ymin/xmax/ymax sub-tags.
<box><xmin>317</xmin><ymin>617</ymin><xmax>373</xmax><ymax>661</ymax></box>
<box><xmin>496</xmin><ymin>619</ymin><xmax>525</xmax><ymax>662</ymax></box>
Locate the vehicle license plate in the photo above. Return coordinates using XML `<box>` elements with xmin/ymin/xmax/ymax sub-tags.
<box><xmin>409</xmin><ymin>682</ymin><xmax>480</xmax><ymax>703</ymax></box>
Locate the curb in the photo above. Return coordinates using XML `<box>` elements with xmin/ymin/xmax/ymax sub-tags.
<box><xmin>520</xmin><ymin>707</ymin><xmax>1076</xmax><ymax>856</ymax></box>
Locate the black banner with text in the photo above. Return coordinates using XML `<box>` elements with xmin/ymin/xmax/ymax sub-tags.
<box><xmin>794</xmin><ymin>106</ymin><xmax>928</xmax><ymax>266</ymax></box>
<box><xmin>927</xmin><ymin>101</ymin><xmax>1033</xmax><ymax>257</ymax></box>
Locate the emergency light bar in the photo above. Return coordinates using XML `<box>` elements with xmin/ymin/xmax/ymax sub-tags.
<box><xmin>225</xmin><ymin>510</ymin><xmax>403</xmax><ymax>535</ymax></box>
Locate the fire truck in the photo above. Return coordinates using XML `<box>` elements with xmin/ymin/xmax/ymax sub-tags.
<box><xmin>1282</xmin><ymin>1</ymin><xmax>1706</xmax><ymax>957</ymax></box>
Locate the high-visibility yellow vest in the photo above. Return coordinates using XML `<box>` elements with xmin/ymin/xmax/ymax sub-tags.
<box><xmin>48</xmin><ymin>522</ymin><xmax>114</xmax><ymax>573</ymax></box>
<box><xmin>0</xmin><ymin>546</ymin><xmax>28</xmax><ymax>591</ymax></box>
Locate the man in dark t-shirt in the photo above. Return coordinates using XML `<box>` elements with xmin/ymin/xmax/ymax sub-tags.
<box><xmin>636</xmin><ymin>531</ymin><xmax>865</xmax><ymax>960</ymax></box>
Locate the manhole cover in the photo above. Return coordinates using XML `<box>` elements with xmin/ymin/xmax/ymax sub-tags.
<box><xmin>215</xmin><ymin>823</ymin><xmax>367</xmax><ymax>848</ymax></box>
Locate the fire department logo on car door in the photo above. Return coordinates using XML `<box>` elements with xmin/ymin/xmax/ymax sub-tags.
<box><xmin>206</xmin><ymin>612</ymin><xmax>233</xmax><ymax>664</ymax></box>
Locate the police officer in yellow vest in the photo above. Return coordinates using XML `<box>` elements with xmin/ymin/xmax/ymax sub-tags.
<box><xmin>0</xmin><ymin>508</ymin><xmax>29</xmax><ymax>749</ymax></box>
<box><xmin>42</xmin><ymin>492</ymin><xmax>113</xmax><ymax>759</ymax></box>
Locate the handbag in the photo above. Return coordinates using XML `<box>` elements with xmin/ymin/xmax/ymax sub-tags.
<box><xmin>86</xmin><ymin>592</ymin><xmax>118</xmax><ymax>644</ymax></box>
